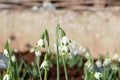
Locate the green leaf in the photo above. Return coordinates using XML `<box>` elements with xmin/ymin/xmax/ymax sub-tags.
<box><xmin>45</xmin><ymin>29</ymin><xmax>50</xmax><ymax>46</ymax></box>
<box><xmin>4</xmin><ymin>40</ymin><xmax>9</xmax><ymax>50</ymax></box>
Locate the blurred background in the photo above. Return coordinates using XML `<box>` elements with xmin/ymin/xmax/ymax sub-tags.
<box><xmin>0</xmin><ymin>0</ymin><xmax>120</xmax><ymax>57</ymax></box>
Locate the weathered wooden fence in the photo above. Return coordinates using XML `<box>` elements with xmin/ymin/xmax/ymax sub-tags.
<box><xmin>0</xmin><ymin>0</ymin><xmax>120</xmax><ymax>11</ymax></box>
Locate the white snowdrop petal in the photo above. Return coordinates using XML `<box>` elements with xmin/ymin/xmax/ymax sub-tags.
<box><xmin>61</xmin><ymin>36</ymin><xmax>69</xmax><ymax>46</ymax></box>
<box><xmin>61</xmin><ymin>46</ymin><xmax>69</xmax><ymax>55</ymax></box>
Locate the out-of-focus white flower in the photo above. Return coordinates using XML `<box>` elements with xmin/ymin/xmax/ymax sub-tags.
<box><xmin>3</xmin><ymin>49</ymin><xmax>9</xmax><ymax>57</ymax></box>
<box><xmin>79</xmin><ymin>46</ymin><xmax>87</xmax><ymax>53</ymax></box>
<box><xmin>111</xmin><ymin>64</ymin><xmax>118</xmax><ymax>71</ymax></box>
<box><xmin>85</xmin><ymin>60</ymin><xmax>93</xmax><ymax>71</ymax></box>
<box><xmin>53</xmin><ymin>43</ymin><xmax>61</xmax><ymax>52</ymax></box>
<box><xmin>40</xmin><ymin>60</ymin><xmax>49</xmax><ymax>70</ymax></box>
<box><xmin>35</xmin><ymin>50</ymin><xmax>41</xmax><ymax>57</ymax></box>
<box><xmin>61</xmin><ymin>46</ymin><xmax>69</xmax><ymax>55</ymax></box>
<box><xmin>61</xmin><ymin>36</ymin><xmax>70</xmax><ymax>46</ymax></box>
<box><xmin>13</xmin><ymin>48</ymin><xmax>19</xmax><ymax>53</ymax></box>
<box><xmin>42</xmin><ymin>1</ymin><xmax>56</xmax><ymax>10</ymax></box>
<box><xmin>71</xmin><ymin>41</ymin><xmax>77</xmax><ymax>49</ymax></box>
<box><xmin>32</xmin><ymin>6</ymin><xmax>39</xmax><ymax>11</ymax></box>
<box><xmin>29</xmin><ymin>48</ymin><xmax>35</xmax><ymax>53</ymax></box>
<box><xmin>84</xmin><ymin>52</ymin><xmax>91</xmax><ymax>59</ymax></box>
<box><xmin>36</xmin><ymin>39</ymin><xmax>45</xmax><ymax>48</ymax></box>
<box><xmin>11</xmin><ymin>55</ymin><xmax>16</xmax><ymax>62</ymax></box>
<box><xmin>95</xmin><ymin>60</ymin><xmax>102</xmax><ymax>68</ymax></box>
<box><xmin>118</xmin><ymin>57</ymin><xmax>120</xmax><ymax>62</ymax></box>
<box><xmin>3</xmin><ymin>74</ymin><xmax>10</xmax><ymax>80</ymax></box>
<box><xmin>112</xmin><ymin>53</ymin><xmax>119</xmax><ymax>61</ymax></box>
<box><xmin>94</xmin><ymin>72</ymin><xmax>102</xmax><ymax>80</ymax></box>
<box><xmin>103</xmin><ymin>58</ymin><xmax>111</xmax><ymax>66</ymax></box>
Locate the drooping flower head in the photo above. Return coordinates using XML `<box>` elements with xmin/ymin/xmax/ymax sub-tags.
<box><xmin>36</xmin><ymin>39</ymin><xmax>45</xmax><ymax>48</ymax></box>
<box><xmin>94</xmin><ymin>72</ymin><xmax>102</xmax><ymax>80</ymax></box>
<box><xmin>40</xmin><ymin>60</ymin><xmax>49</xmax><ymax>70</ymax></box>
<box><xmin>35</xmin><ymin>49</ymin><xmax>42</xmax><ymax>57</ymax></box>
<box><xmin>60</xmin><ymin>46</ymin><xmax>70</xmax><ymax>55</ymax></box>
<box><xmin>3</xmin><ymin>74</ymin><xmax>10</xmax><ymax>80</ymax></box>
<box><xmin>3</xmin><ymin>49</ymin><xmax>9</xmax><ymax>57</ymax></box>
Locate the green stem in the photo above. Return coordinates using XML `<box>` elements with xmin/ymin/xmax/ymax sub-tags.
<box><xmin>37</xmin><ymin>57</ymin><xmax>42</xmax><ymax>80</ymax></box>
<box><xmin>44</xmin><ymin>69</ymin><xmax>47</xmax><ymax>80</ymax></box>
<box><xmin>56</xmin><ymin>25</ymin><xmax>60</xmax><ymax>80</ymax></box>
<box><xmin>62</xmin><ymin>55</ymin><xmax>68</xmax><ymax>80</ymax></box>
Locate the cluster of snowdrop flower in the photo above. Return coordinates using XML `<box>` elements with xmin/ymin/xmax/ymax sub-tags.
<box><xmin>35</xmin><ymin>37</ymin><xmax>49</xmax><ymax>70</ymax></box>
<box><xmin>3</xmin><ymin>49</ymin><xmax>16</xmax><ymax>63</ymax></box>
<box><xmin>60</xmin><ymin>36</ymin><xmax>71</xmax><ymax>55</ymax></box>
<box><xmin>31</xmin><ymin>1</ymin><xmax>56</xmax><ymax>11</ymax></box>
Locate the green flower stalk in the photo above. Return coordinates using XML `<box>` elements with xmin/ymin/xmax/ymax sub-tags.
<box><xmin>35</xmin><ymin>29</ymin><xmax>50</xmax><ymax>80</ymax></box>
<box><xmin>56</xmin><ymin>24</ymin><xmax>60</xmax><ymax>80</ymax></box>
<box><xmin>60</xmin><ymin>27</ymin><xmax>71</xmax><ymax>80</ymax></box>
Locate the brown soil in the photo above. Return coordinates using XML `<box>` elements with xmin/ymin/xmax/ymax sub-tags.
<box><xmin>16</xmin><ymin>51</ymin><xmax>84</xmax><ymax>80</ymax></box>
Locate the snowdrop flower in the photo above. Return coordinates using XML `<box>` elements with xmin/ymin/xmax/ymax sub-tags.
<box><xmin>84</xmin><ymin>52</ymin><xmax>91</xmax><ymax>59</ymax></box>
<box><xmin>3</xmin><ymin>49</ymin><xmax>9</xmax><ymax>57</ymax></box>
<box><xmin>61</xmin><ymin>36</ymin><xmax>70</xmax><ymax>46</ymax></box>
<box><xmin>85</xmin><ymin>60</ymin><xmax>93</xmax><ymax>71</ymax></box>
<box><xmin>36</xmin><ymin>39</ymin><xmax>45</xmax><ymax>48</ymax></box>
<box><xmin>11</xmin><ymin>55</ymin><xmax>16</xmax><ymax>62</ymax></box>
<box><xmin>95</xmin><ymin>60</ymin><xmax>102</xmax><ymax>68</ymax></box>
<box><xmin>79</xmin><ymin>46</ymin><xmax>87</xmax><ymax>53</ymax></box>
<box><xmin>112</xmin><ymin>53</ymin><xmax>119</xmax><ymax>61</ymax></box>
<box><xmin>35</xmin><ymin>49</ymin><xmax>41</xmax><ymax>57</ymax></box>
<box><xmin>40</xmin><ymin>60</ymin><xmax>49</xmax><ymax>70</ymax></box>
<box><xmin>61</xmin><ymin>46</ymin><xmax>69</xmax><ymax>55</ymax></box>
<box><xmin>103</xmin><ymin>58</ymin><xmax>111</xmax><ymax>66</ymax></box>
<box><xmin>3</xmin><ymin>74</ymin><xmax>10</xmax><ymax>80</ymax></box>
<box><xmin>94</xmin><ymin>72</ymin><xmax>102</xmax><ymax>80</ymax></box>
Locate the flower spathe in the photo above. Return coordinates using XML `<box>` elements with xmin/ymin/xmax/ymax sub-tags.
<box><xmin>36</xmin><ymin>39</ymin><xmax>45</xmax><ymax>48</ymax></box>
<box><xmin>94</xmin><ymin>72</ymin><xmax>102</xmax><ymax>80</ymax></box>
<box><xmin>40</xmin><ymin>60</ymin><xmax>49</xmax><ymax>70</ymax></box>
<box><xmin>3</xmin><ymin>74</ymin><xmax>10</xmax><ymax>80</ymax></box>
<box><xmin>3</xmin><ymin>49</ymin><xmax>9</xmax><ymax>57</ymax></box>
